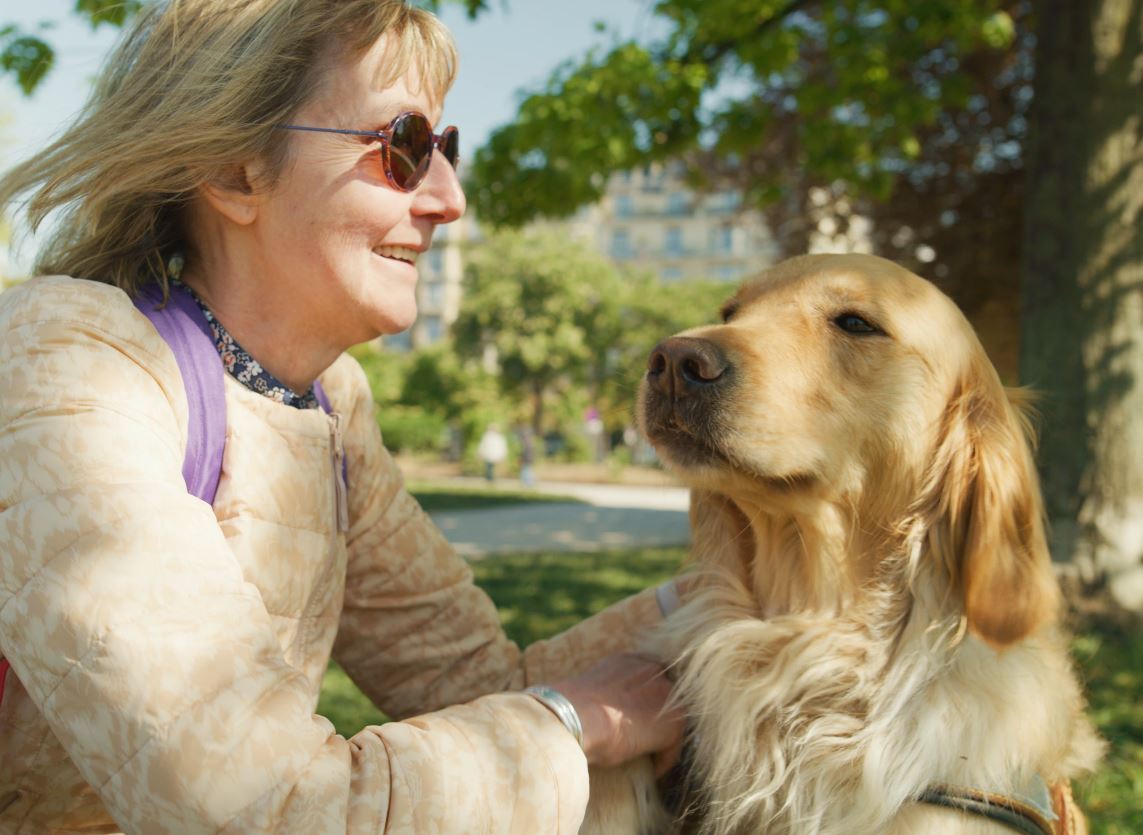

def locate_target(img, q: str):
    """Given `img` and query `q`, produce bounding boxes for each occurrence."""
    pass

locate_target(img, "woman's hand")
[547,653,684,775]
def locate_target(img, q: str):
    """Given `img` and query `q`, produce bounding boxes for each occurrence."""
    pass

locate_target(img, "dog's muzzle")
[641,337,732,467]
[646,337,728,401]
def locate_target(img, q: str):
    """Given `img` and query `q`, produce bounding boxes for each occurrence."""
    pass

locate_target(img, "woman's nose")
[413,150,466,224]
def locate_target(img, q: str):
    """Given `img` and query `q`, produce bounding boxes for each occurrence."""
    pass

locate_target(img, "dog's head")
[639,253,1059,646]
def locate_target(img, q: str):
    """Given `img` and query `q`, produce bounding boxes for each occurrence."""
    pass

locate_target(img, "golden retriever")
[581,254,1102,835]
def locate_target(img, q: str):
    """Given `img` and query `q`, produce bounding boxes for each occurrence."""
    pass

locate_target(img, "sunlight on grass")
[317,663,387,732]
[407,483,584,512]
[469,547,684,646]
[319,546,682,736]
[1071,623,1143,835]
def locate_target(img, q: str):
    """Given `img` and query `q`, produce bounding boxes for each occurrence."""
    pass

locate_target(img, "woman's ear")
[925,367,1061,648]
[198,161,267,226]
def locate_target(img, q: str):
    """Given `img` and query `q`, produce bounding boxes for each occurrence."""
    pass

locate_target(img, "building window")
[666,191,689,216]
[711,264,742,282]
[664,227,684,257]
[427,248,444,273]
[422,281,445,308]
[712,226,735,254]
[611,229,634,259]
[614,194,635,218]
[641,164,663,193]
[385,330,412,352]
[707,191,742,214]
[423,316,444,343]
[661,266,684,282]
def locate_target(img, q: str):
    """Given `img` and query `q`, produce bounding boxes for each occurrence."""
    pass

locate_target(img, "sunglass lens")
[389,113,433,190]
[441,128,459,168]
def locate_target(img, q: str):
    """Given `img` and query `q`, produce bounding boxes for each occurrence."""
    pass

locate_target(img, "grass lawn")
[318,545,1141,833]
[316,546,683,733]
[405,482,585,512]
[1071,614,1143,834]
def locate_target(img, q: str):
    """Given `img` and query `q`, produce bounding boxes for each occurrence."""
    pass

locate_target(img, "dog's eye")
[834,313,880,335]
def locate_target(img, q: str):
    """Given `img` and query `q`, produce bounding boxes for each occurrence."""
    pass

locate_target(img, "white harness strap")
[656,580,682,617]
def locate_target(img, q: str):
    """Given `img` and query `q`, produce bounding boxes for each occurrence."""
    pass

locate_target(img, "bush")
[348,343,408,406]
[376,405,448,454]
[558,430,593,463]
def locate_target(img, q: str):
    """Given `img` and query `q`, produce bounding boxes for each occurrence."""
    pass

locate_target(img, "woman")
[0,1,683,831]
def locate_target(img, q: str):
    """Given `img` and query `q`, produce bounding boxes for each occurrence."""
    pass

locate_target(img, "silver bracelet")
[522,685,584,749]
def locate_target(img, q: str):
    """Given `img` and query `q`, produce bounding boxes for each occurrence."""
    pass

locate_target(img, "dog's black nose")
[647,337,728,398]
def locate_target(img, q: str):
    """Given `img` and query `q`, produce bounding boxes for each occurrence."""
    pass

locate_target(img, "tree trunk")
[1021,0,1143,609]
[531,381,545,438]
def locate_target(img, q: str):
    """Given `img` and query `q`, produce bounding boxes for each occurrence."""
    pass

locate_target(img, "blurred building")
[564,162,780,284]
[383,211,479,352]
[388,161,781,351]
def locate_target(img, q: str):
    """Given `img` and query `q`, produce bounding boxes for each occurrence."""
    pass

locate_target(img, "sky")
[0,0,663,227]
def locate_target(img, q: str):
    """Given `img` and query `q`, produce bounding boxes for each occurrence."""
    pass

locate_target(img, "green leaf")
[981,11,1016,48]
[73,0,144,28]
[0,34,54,95]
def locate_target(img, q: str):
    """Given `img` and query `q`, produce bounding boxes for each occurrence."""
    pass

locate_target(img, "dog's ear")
[924,365,1060,648]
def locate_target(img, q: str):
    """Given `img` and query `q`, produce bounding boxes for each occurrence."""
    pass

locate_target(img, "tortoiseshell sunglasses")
[277,111,459,192]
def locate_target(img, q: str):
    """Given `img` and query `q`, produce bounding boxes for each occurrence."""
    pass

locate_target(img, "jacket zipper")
[328,412,349,533]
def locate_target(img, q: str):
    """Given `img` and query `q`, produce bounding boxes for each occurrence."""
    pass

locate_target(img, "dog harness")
[919,776,1081,835]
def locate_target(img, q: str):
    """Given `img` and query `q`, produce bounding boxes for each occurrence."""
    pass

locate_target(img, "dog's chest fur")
[586,563,1100,835]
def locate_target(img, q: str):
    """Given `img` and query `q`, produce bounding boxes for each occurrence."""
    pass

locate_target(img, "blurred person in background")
[477,422,508,482]
[519,425,537,487]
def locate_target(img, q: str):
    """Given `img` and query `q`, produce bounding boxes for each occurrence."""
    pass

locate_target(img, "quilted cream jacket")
[0,277,664,834]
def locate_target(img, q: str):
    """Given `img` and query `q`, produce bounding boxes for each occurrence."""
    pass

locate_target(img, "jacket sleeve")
[0,279,586,834]
[330,358,666,721]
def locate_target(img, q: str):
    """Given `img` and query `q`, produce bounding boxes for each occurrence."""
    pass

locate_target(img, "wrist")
[541,681,616,766]
[523,685,584,750]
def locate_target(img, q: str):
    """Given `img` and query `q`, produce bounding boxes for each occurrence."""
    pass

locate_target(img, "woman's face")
[248,36,465,346]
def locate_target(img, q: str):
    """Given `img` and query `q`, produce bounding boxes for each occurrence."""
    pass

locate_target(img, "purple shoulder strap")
[313,381,332,413]
[133,282,226,506]
[312,381,348,487]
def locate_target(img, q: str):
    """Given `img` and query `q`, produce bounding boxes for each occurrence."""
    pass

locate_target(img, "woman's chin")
[373,306,418,338]
[354,283,417,338]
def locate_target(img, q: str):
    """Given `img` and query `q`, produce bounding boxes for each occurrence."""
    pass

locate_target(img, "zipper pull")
[329,412,349,533]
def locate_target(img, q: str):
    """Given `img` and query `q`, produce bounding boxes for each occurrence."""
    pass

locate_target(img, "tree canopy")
[452,229,625,433]
[465,0,1021,233]
[451,228,735,435]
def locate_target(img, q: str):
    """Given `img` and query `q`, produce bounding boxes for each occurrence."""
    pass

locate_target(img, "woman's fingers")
[651,736,684,777]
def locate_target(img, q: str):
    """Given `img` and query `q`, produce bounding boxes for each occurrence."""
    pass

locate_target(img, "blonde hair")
[0,0,457,296]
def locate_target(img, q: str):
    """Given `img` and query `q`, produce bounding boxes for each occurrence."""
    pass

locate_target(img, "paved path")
[427,479,691,558]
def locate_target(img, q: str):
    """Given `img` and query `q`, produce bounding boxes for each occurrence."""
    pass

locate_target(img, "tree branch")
[669,0,818,66]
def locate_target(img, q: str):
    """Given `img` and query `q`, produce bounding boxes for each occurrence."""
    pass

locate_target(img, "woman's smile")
[372,244,421,265]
